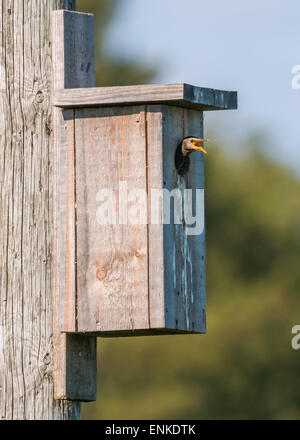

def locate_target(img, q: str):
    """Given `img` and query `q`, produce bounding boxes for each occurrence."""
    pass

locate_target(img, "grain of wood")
[0,0,81,420]
[146,106,205,332]
[74,106,150,333]
[63,104,206,335]
[53,83,238,111]
[160,106,206,333]
[52,10,97,401]
[57,110,77,333]
[52,10,95,91]
[146,106,165,328]
[183,108,206,332]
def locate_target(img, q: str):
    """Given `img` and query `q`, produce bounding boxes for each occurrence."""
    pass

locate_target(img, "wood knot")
[96,267,108,282]
[43,353,51,366]
[35,91,44,104]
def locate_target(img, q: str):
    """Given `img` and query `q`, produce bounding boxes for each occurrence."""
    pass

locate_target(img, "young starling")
[181,136,208,156]
[175,136,208,176]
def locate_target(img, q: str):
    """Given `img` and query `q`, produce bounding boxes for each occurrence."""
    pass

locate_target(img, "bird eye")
[190,139,193,143]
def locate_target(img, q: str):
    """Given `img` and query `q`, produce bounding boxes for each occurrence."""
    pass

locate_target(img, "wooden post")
[0,0,84,420]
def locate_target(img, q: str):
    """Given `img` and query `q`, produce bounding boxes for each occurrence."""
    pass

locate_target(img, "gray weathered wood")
[52,10,97,401]
[52,10,95,90]
[161,106,206,332]
[0,0,82,420]
[146,107,165,329]
[147,106,206,333]
[74,106,150,333]
[183,108,206,332]
[59,104,206,336]
[53,83,238,111]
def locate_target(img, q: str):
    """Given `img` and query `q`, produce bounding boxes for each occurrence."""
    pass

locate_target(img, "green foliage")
[79,1,300,420]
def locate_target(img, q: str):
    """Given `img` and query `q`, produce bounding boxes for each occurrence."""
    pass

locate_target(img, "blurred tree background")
[77,0,155,86]
[78,0,300,420]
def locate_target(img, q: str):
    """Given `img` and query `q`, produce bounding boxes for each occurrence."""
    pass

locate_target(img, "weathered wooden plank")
[52,10,97,401]
[52,10,95,90]
[146,105,205,333]
[161,106,186,331]
[146,106,165,329]
[183,84,237,110]
[65,335,97,402]
[182,108,206,333]
[54,109,77,333]
[53,83,238,111]
[162,106,206,333]
[74,106,150,333]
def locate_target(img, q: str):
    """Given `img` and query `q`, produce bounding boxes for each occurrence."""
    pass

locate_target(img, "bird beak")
[193,139,209,154]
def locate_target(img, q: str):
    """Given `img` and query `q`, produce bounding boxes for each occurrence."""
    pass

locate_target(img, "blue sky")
[105,0,300,173]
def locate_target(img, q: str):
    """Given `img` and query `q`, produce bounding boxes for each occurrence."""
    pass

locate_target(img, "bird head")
[181,136,208,157]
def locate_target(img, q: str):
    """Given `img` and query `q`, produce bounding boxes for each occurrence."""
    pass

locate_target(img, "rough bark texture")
[0,0,81,419]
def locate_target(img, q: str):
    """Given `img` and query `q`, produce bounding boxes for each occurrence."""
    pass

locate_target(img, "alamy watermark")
[291,325,300,350]
[95,181,205,236]
[291,65,300,89]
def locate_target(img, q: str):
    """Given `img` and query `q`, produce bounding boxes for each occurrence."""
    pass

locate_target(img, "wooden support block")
[52,10,97,401]
[52,10,95,90]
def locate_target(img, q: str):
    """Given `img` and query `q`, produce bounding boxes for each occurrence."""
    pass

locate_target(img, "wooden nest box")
[53,11,238,339]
